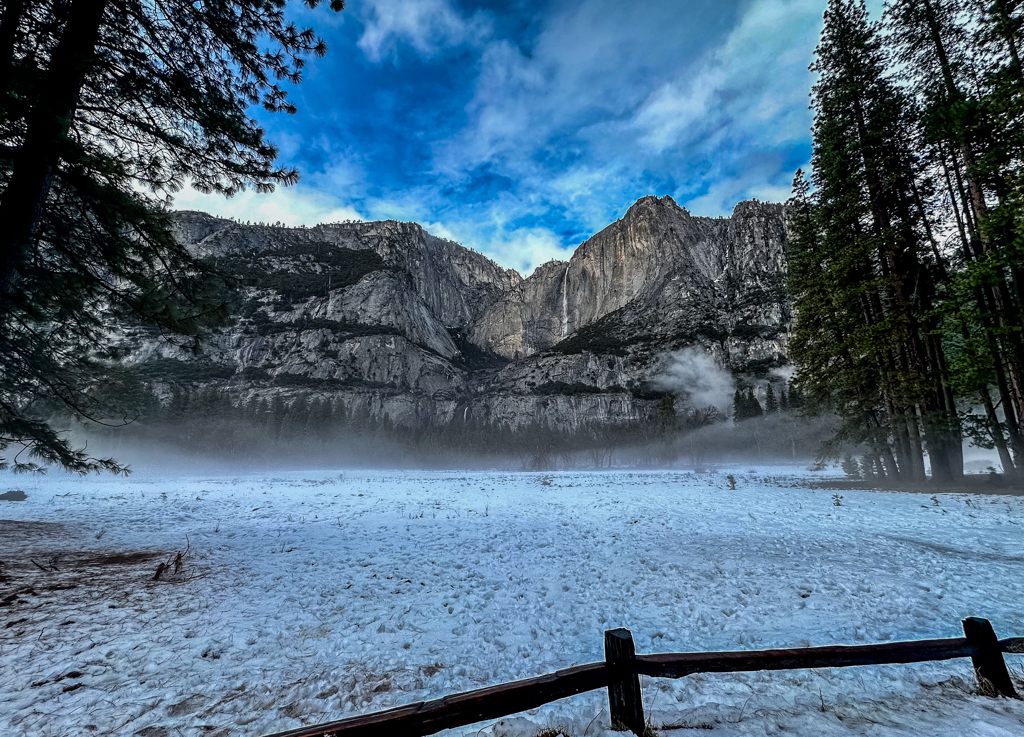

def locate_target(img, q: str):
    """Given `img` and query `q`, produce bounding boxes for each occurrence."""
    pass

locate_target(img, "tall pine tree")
[0,0,344,471]
[789,0,963,480]
[882,0,1024,475]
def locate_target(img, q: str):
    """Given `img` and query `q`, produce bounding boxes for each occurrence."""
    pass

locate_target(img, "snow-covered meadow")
[2,468,1024,737]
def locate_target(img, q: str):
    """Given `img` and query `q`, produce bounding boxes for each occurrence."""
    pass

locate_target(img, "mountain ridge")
[116,195,791,437]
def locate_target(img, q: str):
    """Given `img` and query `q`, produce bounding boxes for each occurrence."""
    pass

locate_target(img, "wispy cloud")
[434,221,569,275]
[357,0,490,61]
[171,0,842,271]
[626,0,825,214]
[172,183,364,226]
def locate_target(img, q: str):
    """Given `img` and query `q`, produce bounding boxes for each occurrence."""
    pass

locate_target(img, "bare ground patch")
[1,518,202,638]
[785,476,1024,495]
[0,517,230,737]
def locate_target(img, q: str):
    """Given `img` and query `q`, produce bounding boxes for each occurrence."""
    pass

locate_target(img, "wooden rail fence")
[265,617,1022,737]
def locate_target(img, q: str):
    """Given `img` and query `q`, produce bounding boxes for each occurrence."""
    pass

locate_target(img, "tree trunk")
[863,409,897,480]
[0,0,27,84]
[904,408,927,481]
[991,0,1024,86]
[925,332,963,480]
[921,0,1024,437]
[942,138,1024,468]
[0,0,108,300]
[991,337,1024,469]
[981,387,1017,476]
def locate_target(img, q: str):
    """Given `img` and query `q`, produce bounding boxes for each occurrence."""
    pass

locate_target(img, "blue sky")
[174,0,879,274]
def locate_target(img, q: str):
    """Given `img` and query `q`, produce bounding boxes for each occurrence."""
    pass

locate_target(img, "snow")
[2,467,1024,737]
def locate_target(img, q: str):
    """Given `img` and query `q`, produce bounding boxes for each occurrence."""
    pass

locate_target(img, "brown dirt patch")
[792,476,1024,495]
[75,551,165,568]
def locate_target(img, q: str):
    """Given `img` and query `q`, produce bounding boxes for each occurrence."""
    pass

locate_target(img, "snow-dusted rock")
[126,196,791,432]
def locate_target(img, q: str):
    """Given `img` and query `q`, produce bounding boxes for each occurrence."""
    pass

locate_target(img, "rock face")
[470,196,789,362]
[128,196,790,434]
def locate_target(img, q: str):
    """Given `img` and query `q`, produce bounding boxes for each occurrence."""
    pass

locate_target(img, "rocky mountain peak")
[471,193,772,359]
[122,196,791,437]
[730,199,785,219]
[622,193,688,221]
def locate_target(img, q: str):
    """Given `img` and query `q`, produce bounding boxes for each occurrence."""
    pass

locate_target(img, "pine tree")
[733,387,763,421]
[267,394,287,441]
[306,397,331,443]
[788,383,804,410]
[657,394,677,433]
[0,0,344,472]
[732,389,745,421]
[765,383,779,413]
[285,394,311,438]
[746,389,763,419]
[884,0,1024,475]
[787,168,894,473]
[787,0,964,481]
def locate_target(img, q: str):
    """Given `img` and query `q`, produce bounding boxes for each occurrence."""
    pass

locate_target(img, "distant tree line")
[78,384,689,468]
[787,0,1024,481]
[65,374,833,470]
[732,382,805,421]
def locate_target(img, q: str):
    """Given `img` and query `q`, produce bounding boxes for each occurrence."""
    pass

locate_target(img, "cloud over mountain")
[170,0,884,274]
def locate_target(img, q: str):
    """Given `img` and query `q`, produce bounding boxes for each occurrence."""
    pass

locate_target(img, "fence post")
[962,617,1018,698]
[605,628,646,735]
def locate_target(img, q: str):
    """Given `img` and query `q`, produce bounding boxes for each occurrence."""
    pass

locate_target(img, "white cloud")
[421,0,827,263]
[630,0,822,157]
[434,1,682,177]
[352,185,575,274]
[650,347,735,411]
[171,183,364,226]
[421,216,570,275]
[685,168,797,218]
[548,166,610,204]
[172,1,840,274]
[479,226,570,275]
[633,72,723,153]
[423,217,570,276]
[358,0,489,62]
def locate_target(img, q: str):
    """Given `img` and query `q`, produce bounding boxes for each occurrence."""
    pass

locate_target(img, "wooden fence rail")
[264,617,1020,737]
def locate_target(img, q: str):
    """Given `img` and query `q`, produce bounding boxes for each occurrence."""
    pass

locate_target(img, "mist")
[649,347,734,412]
[63,402,839,475]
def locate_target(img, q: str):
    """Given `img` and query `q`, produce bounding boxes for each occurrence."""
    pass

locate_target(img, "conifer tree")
[884,0,1024,475]
[746,389,763,419]
[788,0,963,480]
[788,383,804,410]
[733,388,763,421]
[0,0,344,471]
[732,389,745,421]
[267,395,287,441]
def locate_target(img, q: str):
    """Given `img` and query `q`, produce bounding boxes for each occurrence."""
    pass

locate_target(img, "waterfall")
[561,265,570,338]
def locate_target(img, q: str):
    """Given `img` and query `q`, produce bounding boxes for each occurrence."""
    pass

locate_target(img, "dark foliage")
[549,310,635,356]
[787,0,1024,480]
[448,328,510,371]
[626,382,673,401]
[733,388,764,421]
[134,357,235,383]
[532,381,622,396]
[252,318,401,339]
[0,0,344,472]
[210,245,388,304]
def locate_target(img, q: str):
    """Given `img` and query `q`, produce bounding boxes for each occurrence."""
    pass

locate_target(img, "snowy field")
[2,467,1024,737]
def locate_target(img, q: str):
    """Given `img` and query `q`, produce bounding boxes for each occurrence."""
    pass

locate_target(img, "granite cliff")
[122,195,790,436]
